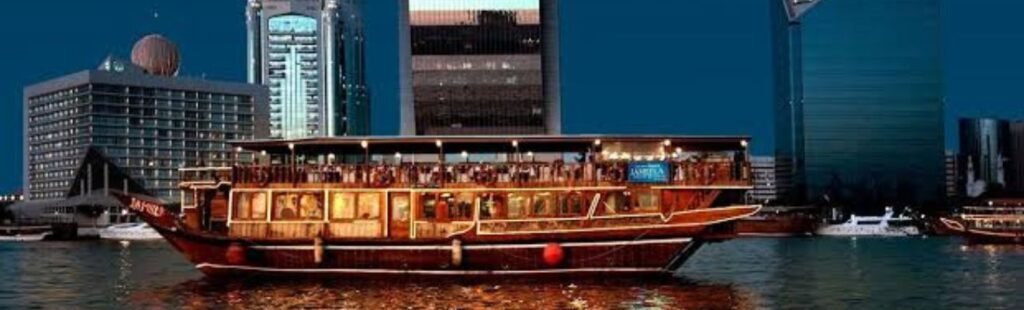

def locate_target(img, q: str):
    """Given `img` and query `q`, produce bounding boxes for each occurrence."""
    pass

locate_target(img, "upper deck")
[182,135,753,190]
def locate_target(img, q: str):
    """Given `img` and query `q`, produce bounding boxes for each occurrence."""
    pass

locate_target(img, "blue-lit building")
[771,0,817,203]
[782,0,944,208]
[247,0,369,139]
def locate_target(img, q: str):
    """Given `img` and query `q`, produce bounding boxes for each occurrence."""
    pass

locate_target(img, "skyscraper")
[23,35,269,202]
[799,0,944,207]
[771,0,817,204]
[959,118,1008,194]
[398,0,561,135]
[247,0,369,139]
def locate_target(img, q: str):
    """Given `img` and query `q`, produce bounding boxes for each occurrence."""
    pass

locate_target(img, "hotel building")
[23,36,269,202]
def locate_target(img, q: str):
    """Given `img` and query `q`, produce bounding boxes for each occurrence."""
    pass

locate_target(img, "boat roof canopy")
[232,135,751,155]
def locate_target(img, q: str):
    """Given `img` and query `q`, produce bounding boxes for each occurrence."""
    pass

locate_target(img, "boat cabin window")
[356,193,381,219]
[508,193,528,218]
[480,193,506,219]
[636,190,660,212]
[233,192,268,221]
[559,192,586,216]
[272,192,323,221]
[419,193,438,219]
[449,193,475,221]
[329,192,356,220]
[392,194,411,222]
[532,192,556,217]
[600,192,628,215]
[418,192,475,221]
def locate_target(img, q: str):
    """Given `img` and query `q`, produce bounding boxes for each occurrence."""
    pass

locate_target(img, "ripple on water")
[3,238,1024,309]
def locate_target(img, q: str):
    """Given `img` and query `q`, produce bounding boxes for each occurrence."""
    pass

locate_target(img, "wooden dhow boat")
[940,200,1024,244]
[119,135,760,277]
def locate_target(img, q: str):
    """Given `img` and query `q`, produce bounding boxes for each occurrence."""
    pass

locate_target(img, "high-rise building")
[799,0,944,207]
[1004,121,1024,195]
[771,0,818,203]
[23,35,269,202]
[944,150,963,199]
[748,156,779,204]
[398,0,561,135]
[247,0,369,139]
[958,118,1008,195]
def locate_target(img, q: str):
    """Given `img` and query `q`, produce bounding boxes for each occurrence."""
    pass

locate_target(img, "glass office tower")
[800,0,944,207]
[771,0,810,203]
[248,0,369,139]
[399,0,560,135]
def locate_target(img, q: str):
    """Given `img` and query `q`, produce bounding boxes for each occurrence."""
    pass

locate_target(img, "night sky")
[0,0,1020,193]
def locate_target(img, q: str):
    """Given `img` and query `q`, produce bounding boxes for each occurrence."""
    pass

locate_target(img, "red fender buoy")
[543,242,564,267]
[226,243,248,265]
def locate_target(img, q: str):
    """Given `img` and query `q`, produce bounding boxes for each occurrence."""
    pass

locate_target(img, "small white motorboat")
[98,223,163,241]
[0,226,51,242]
[816,207,921,237]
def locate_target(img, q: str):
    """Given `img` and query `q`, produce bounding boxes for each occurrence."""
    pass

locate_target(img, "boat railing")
[179,167,233,184]
[221,161,750,188]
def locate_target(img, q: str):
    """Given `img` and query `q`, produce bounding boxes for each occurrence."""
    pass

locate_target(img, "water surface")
[1,238,1021,309]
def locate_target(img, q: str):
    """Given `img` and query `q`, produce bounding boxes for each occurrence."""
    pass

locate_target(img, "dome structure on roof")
[130,34,180,76]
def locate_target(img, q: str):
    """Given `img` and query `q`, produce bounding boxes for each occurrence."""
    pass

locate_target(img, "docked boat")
[815,207,920,237]
[98,222,163,241]
[734,206,817,237]
[118,135,760,278]
[940,200,1024,244]
[0,225,51,242]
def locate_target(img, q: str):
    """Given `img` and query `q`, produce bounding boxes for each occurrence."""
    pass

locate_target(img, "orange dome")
[131,34,180,76]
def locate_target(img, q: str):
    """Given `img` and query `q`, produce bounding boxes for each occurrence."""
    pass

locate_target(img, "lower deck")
[181,184,752,242]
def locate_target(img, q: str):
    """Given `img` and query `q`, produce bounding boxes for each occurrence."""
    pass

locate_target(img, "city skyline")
[0,0,1023,194]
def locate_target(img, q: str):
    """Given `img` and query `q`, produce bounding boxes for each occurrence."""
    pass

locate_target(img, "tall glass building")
[247,0,369,139]
[799,0,944,207]
[398,0,561,135]
[771,0,814,203]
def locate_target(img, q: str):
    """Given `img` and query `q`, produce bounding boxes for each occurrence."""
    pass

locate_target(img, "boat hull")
[940,217,1024,244]
[814,226,920,237]
[158,228,702,278]
[735,217,816,237]
[0,233,49,242]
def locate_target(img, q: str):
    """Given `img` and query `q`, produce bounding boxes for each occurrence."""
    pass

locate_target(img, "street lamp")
[512,140,519,162]
[361,140,370,165]
[288,143,296,180]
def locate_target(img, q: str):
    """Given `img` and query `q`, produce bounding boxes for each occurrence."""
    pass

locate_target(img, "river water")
[0,237,1021,309]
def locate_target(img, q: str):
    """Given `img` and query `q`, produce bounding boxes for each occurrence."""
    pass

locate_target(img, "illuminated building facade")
[247,0,369,139]
[399,0,561,135]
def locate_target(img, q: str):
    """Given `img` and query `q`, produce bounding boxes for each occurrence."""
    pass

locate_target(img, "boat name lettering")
[628,162,669,183]
[129,198,165,217]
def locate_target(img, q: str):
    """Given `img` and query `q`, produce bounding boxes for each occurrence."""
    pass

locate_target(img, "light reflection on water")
[1,238,1023,309]
[128,278,750,309]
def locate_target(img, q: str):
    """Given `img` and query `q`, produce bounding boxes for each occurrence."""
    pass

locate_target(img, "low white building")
[748,156,778,204]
